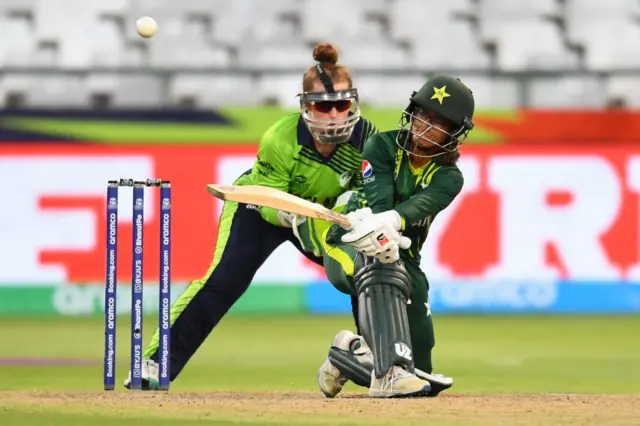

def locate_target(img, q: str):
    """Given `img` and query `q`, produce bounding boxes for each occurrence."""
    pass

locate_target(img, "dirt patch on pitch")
[2,391,639,425]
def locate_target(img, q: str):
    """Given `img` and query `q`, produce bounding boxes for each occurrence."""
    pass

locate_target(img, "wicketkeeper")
[124,43,377,389]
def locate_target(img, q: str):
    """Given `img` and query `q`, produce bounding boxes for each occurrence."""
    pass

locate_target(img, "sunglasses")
[311,100,352,113]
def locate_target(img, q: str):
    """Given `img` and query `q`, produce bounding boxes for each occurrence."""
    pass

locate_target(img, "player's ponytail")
[312,43,339,64]
[302,43,352,92]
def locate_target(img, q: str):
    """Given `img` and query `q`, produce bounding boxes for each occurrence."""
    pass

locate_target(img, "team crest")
[291,175,309,192]
[431,85,451,105]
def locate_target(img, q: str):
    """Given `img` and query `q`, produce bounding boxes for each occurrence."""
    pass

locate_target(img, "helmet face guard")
[299,89,361,145]
[396,105,473,158]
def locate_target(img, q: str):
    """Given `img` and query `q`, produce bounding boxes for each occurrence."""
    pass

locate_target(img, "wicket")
[103,178,172,391]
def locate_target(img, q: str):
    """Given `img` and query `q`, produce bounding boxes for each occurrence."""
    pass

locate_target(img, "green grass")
[1,314,639,425]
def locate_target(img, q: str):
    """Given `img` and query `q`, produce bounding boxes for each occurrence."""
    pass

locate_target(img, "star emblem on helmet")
[431,85,450,105]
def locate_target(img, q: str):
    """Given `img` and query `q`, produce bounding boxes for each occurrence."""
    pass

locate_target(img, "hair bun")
[312,43,339,65]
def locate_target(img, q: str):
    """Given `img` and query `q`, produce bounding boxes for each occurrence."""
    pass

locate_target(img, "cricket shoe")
[368,366,431,398]
[416,371,454,397]
[124,358,161,390]
[317,330,372,398]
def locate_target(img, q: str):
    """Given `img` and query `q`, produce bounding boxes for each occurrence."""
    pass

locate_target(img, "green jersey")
[329,130,464,261]
[235,113,377,227]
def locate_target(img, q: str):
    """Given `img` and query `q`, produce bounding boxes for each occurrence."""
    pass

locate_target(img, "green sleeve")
[361,133,395,213]
[394,167,464,224]
[249,128,292,226]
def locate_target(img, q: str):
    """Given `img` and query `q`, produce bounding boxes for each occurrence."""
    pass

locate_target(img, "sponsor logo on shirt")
[256,158,274,177]
[291,175,309,193]
[362,160,373,178]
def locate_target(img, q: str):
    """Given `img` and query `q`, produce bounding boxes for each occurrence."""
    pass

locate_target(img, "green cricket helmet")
[397,75,475,158]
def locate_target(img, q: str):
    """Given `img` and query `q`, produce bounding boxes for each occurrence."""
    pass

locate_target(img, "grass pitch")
[1,314,639,425]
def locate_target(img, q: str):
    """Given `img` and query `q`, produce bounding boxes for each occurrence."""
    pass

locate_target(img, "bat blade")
[206,184,352,229]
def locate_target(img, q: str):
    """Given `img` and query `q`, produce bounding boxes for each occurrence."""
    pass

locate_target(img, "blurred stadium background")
[2,0,640,108]
[1,0,640,407]
[2,0,640,315]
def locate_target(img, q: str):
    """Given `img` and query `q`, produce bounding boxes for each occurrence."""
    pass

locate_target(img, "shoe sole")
[317,359,344,398]
[369,383,432,399]
[427,381,453,397]
[317,332,355,398]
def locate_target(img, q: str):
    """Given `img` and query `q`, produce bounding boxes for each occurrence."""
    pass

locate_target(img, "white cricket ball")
[136,16,157,38]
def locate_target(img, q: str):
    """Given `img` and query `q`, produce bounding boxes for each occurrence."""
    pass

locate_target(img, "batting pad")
[328,347,371,387]
[358,284,414,378]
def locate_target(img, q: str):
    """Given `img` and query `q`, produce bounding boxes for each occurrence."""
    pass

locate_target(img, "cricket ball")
[136,16,157,38]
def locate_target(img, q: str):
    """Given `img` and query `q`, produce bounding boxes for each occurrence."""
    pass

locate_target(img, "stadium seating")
[0,0,639,108]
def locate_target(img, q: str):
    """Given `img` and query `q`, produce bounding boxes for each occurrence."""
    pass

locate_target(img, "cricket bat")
[206,184,353,229]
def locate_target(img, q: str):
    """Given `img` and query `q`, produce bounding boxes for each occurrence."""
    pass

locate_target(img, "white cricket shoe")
[317,330,372,398]
[317,358,346,398]
[124,358,160,390]
[368,365,431,398]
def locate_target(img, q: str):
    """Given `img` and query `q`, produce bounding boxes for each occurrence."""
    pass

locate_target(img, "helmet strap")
[315,64,335,93]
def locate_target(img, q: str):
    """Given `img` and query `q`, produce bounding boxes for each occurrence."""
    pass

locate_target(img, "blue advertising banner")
[306,280,640,314]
